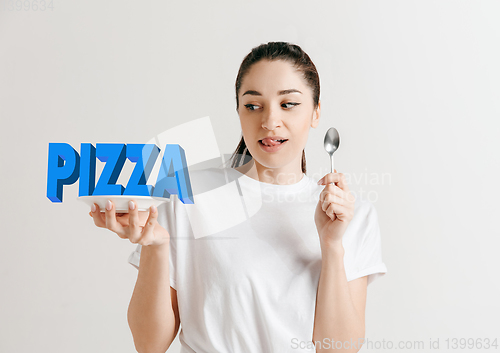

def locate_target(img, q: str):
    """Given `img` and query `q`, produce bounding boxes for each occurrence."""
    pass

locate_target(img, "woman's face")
[237,59,320,174]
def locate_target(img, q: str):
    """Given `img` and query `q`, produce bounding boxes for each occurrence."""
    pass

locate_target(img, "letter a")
[152,144,194,204]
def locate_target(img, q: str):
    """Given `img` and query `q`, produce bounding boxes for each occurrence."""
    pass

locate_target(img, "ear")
[311,100,321,128]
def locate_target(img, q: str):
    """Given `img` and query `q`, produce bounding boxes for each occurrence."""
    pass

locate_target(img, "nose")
[261,106,282,131]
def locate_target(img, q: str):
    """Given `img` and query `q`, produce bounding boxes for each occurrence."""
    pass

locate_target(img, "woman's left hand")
[314,170,356,248]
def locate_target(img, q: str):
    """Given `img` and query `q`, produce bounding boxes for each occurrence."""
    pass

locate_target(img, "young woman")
[89,42,387,353]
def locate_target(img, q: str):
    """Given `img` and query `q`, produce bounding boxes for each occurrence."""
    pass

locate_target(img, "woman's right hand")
[88,200,170,246]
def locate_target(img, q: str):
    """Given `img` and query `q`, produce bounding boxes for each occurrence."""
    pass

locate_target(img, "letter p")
[47,143,80,202]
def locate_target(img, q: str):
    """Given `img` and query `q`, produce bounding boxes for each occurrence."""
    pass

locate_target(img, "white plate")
[78,195,170,212]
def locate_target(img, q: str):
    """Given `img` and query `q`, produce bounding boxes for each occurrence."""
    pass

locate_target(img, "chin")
[253,155,292,169]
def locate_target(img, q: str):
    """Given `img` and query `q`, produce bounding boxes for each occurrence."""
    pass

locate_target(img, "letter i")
[79,143,96,196]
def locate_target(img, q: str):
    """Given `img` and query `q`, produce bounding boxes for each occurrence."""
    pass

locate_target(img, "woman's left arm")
[312,171,366,353]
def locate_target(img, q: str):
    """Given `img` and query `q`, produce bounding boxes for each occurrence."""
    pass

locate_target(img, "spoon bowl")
[324,127,340,173]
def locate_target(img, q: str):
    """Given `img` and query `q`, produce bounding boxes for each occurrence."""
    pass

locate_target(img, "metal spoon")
[324,127,340,174]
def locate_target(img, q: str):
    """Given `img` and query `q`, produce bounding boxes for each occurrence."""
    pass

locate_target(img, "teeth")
[260,138,287,147]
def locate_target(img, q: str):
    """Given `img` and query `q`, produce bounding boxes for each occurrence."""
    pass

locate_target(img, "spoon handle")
[330,154,334,174]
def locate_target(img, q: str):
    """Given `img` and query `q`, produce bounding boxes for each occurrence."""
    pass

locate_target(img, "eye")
[244,104,260,111]
[282,102,301,109]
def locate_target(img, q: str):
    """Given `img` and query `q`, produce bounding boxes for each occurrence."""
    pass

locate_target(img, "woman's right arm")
[128,242,180,353]
[89,200,180,353]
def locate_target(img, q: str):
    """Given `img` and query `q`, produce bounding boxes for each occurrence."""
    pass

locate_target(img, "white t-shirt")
[128,166,387,353]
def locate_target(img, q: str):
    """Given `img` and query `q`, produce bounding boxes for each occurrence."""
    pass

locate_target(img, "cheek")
[239,118,249,131]
[240,118,258,131]
[293,122,310,142]
[240,121,258,142]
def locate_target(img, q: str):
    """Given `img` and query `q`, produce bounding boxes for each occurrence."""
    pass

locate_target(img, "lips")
[259,137,288,147]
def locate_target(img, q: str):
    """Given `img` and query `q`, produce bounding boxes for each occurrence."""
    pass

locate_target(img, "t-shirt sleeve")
[347,200,388,286]
[127,198,178,290]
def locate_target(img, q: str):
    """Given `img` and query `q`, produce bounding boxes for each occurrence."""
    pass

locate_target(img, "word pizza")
[46,143,193,204]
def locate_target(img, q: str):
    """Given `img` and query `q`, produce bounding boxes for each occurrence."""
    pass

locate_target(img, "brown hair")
[229,42,320,174]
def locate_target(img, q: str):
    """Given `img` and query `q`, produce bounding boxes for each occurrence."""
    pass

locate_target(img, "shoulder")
[170,166,240,210]
[186,167,230,195]
[158,167,226,209]
[354,198,378,223]
[353,198,379,231]
[343,198,380,244]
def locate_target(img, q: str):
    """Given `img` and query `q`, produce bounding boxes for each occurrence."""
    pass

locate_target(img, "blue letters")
[123,144,160,196]
[79,143,96,197]
[47,143,80,202]
[46,142,193,203]
[152,144,194,204]
[93,144,127,196]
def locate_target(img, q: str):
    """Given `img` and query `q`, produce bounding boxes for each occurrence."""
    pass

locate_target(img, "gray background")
[1,1,499,352]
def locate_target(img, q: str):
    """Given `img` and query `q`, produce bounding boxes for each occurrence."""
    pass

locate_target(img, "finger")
[116,213,130,227]
[345,190,356,204]
[104,200,125,236]
[90,203,106,228]
[325,202,352,222]
[318,172,349,192]
[127,200,142,243]
[318,172,339,185]
[321,192,345,212]
[319,184,347,205]
[320,190,336,210]
[138,205,158,246]
[335,172,350,193]
[324,202,337,221]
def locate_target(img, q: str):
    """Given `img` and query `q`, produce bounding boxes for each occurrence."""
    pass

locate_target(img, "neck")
[235,158,304,185]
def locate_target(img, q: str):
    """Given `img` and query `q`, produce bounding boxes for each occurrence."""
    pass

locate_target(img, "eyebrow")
[242,89,302,96]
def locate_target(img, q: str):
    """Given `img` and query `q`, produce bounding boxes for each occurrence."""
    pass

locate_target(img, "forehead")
[240,59,309,93]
